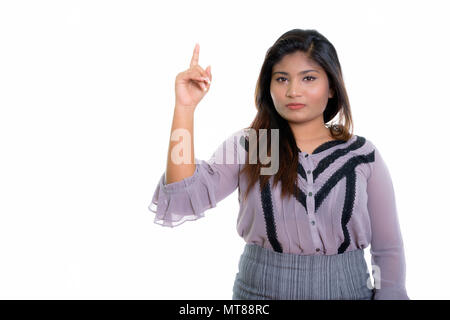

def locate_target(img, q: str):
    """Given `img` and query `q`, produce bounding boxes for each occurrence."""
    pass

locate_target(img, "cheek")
[308,85,323,96]
[270,85,283,102]
[307,85,329,101]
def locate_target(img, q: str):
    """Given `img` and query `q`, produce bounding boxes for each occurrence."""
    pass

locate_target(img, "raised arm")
[149,43,247,227]
[166,43,211,185]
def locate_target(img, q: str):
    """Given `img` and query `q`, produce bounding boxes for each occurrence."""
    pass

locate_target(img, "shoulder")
[229,127,251,152]
[344,134,378,166]
[351,135,392,178]
[349,134,377,153]
[225,128,250,140]
[215,128,250,160]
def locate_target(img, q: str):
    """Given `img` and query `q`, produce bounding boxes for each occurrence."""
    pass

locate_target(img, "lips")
[286,103,306,110]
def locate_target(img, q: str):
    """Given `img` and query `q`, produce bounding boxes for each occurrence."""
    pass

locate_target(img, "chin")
[286,112,309,121]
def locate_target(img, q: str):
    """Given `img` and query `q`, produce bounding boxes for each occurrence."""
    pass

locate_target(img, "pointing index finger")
[190,43,199,67]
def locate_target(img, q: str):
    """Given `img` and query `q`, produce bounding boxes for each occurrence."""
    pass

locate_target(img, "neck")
[289,118,331,142]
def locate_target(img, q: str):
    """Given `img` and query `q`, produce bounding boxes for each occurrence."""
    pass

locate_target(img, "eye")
[275,76,316,82]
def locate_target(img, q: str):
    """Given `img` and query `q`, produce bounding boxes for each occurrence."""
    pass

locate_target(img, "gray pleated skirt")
[232,243,375,300]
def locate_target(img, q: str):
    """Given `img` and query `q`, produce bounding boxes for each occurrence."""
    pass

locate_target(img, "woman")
[149,29,410,300]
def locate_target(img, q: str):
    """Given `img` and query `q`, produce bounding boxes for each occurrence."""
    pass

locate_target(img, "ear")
[329,88,334,98]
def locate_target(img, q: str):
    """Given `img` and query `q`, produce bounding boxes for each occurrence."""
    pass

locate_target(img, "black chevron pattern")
[295,186,307,210]
[297,162,307,180]
[338,170,356,253]
[240,134,283,253]
[260,177,283,253]
[313,136,367,182]
[314,151,375,212]
[294,135,376,254]
[239,132,376,254]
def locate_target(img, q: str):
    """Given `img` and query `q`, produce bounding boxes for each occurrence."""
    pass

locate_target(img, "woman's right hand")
[174,43,212,110]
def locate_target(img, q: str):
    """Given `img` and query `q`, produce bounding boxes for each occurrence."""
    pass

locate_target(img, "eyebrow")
[272,69,319,76]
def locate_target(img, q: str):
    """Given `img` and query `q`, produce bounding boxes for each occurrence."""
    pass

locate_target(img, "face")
[270,51,334,125]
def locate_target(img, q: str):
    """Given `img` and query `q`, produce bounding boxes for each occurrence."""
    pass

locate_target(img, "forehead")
[273,51,321,71]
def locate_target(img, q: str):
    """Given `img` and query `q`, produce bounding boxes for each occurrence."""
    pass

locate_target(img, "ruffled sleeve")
[367,142,410,300]
[148,130,244,227]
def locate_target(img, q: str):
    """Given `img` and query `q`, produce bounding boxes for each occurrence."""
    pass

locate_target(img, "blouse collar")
[296,135,357,156]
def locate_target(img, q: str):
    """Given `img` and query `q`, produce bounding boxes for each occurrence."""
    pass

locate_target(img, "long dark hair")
[239,28,354,201]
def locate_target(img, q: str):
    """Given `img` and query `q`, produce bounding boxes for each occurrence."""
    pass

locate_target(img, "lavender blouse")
[149,128,409,300]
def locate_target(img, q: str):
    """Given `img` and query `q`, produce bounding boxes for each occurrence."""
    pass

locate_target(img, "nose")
[286,79,303,97]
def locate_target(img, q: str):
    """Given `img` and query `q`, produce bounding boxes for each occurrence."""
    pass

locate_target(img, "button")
[315,248,320,252]
[311,220,315,225]
[307,170,311,174]
[308,192,312,196]
[305,154,309,158]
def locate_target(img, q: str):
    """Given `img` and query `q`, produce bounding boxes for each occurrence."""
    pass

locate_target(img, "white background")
[0,0,448,299]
